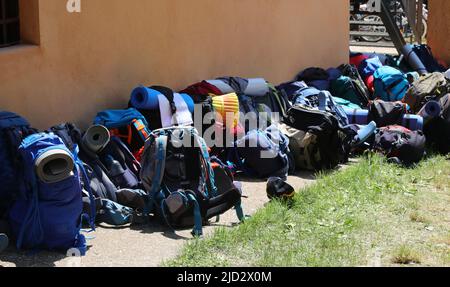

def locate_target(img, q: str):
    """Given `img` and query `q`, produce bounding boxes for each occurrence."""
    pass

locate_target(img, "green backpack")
[330,76,370,108]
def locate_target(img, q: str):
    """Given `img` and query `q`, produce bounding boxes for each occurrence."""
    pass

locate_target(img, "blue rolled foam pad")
[418,100,441,120]
[130,86,194,113]
[402,114,424,131]
[343,107,369,125]
[130,86,160,110]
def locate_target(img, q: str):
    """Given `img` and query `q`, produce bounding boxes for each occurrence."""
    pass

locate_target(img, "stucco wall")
[0,0,349,129]
[427,0,450,65]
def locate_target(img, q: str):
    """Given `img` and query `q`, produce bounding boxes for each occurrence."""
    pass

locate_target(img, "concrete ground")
[350,45,398,55]
[0,171,317,267]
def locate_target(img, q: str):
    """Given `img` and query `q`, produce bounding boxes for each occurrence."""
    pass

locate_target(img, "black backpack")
[424,94,450,154]
[283,105,348,170]
[140,127,244,236]
[374,125,426,166]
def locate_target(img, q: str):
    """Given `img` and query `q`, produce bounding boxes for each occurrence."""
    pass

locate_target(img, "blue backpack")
[94,108,151,154]
[373,66,409,102]
[0,111,36,217]
[8,132,95,254]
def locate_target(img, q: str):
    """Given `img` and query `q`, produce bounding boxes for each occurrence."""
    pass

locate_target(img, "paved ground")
[0,171,317,267]
[350,45,398,55]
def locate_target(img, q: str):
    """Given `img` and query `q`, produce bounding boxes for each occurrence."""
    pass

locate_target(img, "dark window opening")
[0,0,20,48]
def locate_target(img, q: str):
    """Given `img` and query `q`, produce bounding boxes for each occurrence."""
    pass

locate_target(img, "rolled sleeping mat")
[206,78,269,97]
[418,100,441,121]
[343,107,369,125]
[244,78,269,97]
[130,86,160,110]
[82,124,111,154]
[212,93,240,128]
[401,44,427,75]
[35,148,75,183]
[402,114,424,131]
[205,80,235,95]
[130,86,195,113]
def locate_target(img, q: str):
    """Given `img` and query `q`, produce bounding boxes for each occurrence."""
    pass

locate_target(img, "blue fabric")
[94,108,149,130]
[359,56,383,80]
[9,133,84,252]
[333,97,362,109]
[373,66,409,102]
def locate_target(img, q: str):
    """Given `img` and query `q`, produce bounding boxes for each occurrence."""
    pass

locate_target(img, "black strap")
[151,86,178,118]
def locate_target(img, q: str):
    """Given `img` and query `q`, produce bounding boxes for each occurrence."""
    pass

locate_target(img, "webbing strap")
[186,193,203,237]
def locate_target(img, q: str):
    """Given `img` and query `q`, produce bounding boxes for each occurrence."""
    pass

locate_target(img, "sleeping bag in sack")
[94,108,151,157]
[282,105,347,170]
[231,125,292,179]
[373,126,426,166]
[373,66,409,102]
[8,133,94,252]
[424,94,450,154]
[0,111,36,217]
[403,72,449,113]
[140,127,244,236]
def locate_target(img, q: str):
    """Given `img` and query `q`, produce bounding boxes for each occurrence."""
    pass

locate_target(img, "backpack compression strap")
[73,144,96,231]
[147,135,168,213]
[194,133,217,198]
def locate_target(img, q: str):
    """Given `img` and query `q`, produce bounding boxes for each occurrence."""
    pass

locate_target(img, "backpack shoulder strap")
[150,135,168,197]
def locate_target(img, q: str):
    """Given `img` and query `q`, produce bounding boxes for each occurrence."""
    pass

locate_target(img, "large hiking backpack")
[129,86,194,131]
[373,125,426,166]
[8,133,94,252]
[338,64,372,103]
[424,94,450,154]
[330,76,368,107]
[0,111,36,217]
[140,127,244,236]
[277,81,350,127]
[94,108,151,157]
[403,72,449,113]
[282,105,348,170]
[230,124,293,179]
[373,66,409,102]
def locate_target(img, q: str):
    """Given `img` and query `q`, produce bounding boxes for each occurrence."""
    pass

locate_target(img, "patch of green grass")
[165,154,450,267]
[391,244,422,265]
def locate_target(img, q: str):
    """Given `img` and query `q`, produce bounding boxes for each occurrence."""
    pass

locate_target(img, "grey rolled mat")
[35,149,74,183]
[82,125,110,154]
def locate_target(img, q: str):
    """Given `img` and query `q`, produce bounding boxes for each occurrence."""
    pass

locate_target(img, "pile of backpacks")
[0,44,449,256]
